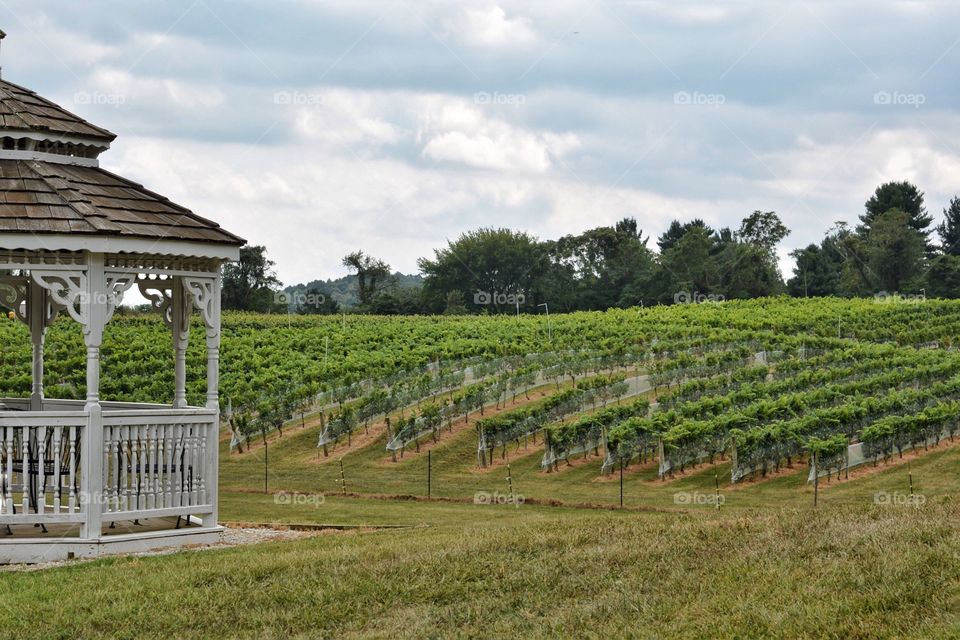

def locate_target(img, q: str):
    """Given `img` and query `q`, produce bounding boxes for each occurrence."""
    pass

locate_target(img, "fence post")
[813,451,818,508]
[714,469,721,511]
[619,457,624,508]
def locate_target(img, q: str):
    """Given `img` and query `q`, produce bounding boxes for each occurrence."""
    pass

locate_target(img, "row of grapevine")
[475,374,634,466]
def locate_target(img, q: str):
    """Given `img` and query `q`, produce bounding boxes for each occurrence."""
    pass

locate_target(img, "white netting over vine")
[539,375,650,468]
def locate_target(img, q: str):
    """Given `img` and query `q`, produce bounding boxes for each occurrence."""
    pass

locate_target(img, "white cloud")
[448,5,540,47]
[419,100,579,172]
[292,88,403,148]
[423,129,549,172]
[621,1,741,24]
[81,68,226,112]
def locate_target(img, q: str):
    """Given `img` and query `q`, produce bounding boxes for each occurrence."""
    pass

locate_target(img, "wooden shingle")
[0,79,115,141]
[0,159,243,246]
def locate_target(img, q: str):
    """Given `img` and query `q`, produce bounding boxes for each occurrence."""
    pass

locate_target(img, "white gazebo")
[0,45,243,563]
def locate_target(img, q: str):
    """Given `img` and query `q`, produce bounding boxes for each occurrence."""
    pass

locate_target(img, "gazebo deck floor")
[2,516,196,540]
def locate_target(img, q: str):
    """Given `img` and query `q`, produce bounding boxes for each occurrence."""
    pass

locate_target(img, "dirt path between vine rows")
[648,457,733,485]
[724,462,806,490]
[591,457,659,481]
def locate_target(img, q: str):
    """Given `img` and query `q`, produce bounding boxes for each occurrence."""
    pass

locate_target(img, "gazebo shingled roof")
[0,78,116,141]
[0,159,245,244]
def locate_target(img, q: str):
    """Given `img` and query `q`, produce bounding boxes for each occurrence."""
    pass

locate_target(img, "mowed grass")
[1,495,958,639]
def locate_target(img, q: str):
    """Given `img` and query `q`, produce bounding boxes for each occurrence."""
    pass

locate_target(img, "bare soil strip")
[222,487,675,514]
[725,462,806,490]
[590,457,659,482]
[475,438,545,472]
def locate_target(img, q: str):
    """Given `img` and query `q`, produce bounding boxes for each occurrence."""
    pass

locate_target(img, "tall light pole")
[538,303,551,342]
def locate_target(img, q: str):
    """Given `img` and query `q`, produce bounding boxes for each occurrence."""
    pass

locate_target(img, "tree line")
[222,180,960,314]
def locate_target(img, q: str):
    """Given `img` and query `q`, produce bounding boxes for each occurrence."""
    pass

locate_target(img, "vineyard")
[2,296,958,504]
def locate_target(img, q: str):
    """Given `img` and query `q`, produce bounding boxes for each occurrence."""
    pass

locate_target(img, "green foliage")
[864,209,927,292]
[342,250,392,308]
[418,227,545,314]
[222,245,284,312]
[861,180,932,239]
[936,195,960,256]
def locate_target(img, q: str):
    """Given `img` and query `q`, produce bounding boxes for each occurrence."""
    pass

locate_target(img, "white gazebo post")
[204,277,222,526]
[171,277,190,410]
[28,280,45,412]
[81,253,107,540]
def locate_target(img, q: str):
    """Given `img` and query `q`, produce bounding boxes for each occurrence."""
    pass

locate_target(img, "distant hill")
[284,272,423,309]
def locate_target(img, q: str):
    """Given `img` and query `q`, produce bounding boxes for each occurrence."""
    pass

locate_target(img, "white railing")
[101,409,217,521]
[0,412,86,525]
[0,403,218,530]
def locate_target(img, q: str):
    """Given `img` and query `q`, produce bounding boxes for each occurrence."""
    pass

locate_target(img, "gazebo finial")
[0,29,6,80]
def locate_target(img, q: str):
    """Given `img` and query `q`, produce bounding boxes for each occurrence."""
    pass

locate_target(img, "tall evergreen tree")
[860,181,932,242]
[936,196,960,256]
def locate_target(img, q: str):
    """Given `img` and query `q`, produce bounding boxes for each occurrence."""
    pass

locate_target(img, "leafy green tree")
[719,211,789,297]
[222,245,283,312]
[418,228,545,314]
[295,285,340,315]
[926,255,960,298]
[738,211,789,254]
[441,291,469,315]
[864,209,927,292]
[532,240,579,312]
[342,251,392,307]
[718,243,783,298]
[543,218,656,310]
[788,239,845,297]
[658,225,719,299]
[368,287,426,315]
[657,219,713,253]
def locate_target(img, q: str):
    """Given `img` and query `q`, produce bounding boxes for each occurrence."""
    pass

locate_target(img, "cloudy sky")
[3,1,959,286]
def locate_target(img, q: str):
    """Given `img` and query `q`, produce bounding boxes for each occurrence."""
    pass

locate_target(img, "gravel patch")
[1,525,332,573]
